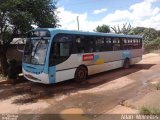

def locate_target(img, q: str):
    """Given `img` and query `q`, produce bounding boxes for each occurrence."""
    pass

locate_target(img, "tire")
[123,58,130,69]
[75,66,88,82]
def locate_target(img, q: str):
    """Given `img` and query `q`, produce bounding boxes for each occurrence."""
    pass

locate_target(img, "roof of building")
[10,38,26,44]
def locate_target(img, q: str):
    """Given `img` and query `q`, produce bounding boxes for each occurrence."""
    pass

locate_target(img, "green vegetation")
[0,0,59,76]
[95,24,111,33]
[0,74,7,81]
[154,82,160,90]
[95,24,160,53]
[111,23,133,34]
[129,27,160,53]
[140,106,160,115]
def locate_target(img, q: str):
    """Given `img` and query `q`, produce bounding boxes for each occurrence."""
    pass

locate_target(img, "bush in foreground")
[140,106,160,115]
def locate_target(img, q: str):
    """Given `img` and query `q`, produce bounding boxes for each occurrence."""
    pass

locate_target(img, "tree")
[0,0,59,75]
[129,27,160,52]
[111,23,133,34]
[95,24,111,33]
[158,30,160,37]
[129,27,146,35]
[129,27,158,43]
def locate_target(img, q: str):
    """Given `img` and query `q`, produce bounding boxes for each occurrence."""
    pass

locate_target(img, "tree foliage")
[145,37,160,51]
[111,23,133,34]
[95,22,160,53]
[129,27,160,52]
[95,24,111,33]
[0,0,59,75]
[128,27,146,35]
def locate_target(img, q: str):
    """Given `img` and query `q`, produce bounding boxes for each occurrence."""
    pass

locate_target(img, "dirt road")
[0,53,160,117]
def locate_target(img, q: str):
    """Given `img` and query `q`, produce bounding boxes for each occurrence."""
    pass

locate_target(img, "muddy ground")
[0,53,160,119]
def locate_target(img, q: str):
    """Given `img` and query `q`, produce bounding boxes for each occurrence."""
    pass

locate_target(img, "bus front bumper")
[23,69,50,84]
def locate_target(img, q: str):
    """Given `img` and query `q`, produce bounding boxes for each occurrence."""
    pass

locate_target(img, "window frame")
[49,33,73,66]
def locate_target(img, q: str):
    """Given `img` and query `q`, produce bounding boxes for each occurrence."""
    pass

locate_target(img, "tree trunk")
[0,51,8,76]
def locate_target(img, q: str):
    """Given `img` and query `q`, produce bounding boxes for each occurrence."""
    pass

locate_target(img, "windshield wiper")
[31,41,41,57]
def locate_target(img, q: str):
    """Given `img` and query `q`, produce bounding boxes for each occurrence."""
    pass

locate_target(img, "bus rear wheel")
[75,66,88,82]
[123,58,130,69]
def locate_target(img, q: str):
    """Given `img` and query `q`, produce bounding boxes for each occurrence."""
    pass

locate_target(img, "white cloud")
[145,0,159,3]
[57,0,160,31]
[93,8,107,14]
[102,10,132,22]
[129,0,159,19]
[57,7,88,30]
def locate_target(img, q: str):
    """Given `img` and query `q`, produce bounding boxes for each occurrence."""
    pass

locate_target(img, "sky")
[56,0,160,31]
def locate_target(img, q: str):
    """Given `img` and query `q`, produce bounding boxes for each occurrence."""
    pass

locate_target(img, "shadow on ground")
[0,64,155,105]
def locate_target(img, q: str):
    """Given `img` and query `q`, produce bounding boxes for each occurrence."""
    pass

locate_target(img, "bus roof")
[30,28,143,39]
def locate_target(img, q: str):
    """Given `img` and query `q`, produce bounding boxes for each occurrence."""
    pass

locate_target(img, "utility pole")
[77,16,79,31]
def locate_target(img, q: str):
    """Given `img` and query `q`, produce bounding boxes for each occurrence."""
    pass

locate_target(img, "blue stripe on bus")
[22,63,45,74]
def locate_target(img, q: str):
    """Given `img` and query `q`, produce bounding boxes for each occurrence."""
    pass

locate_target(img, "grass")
[155,82,160,90]
[140,106,160,115]
[0,74,7,81]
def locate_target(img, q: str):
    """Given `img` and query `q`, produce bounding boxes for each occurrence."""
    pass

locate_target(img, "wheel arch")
[75,64,88,74]
[78,64,88,71]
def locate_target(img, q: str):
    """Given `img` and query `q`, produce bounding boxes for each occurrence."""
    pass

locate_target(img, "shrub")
[155,82,160,90]
[140,106,160,115]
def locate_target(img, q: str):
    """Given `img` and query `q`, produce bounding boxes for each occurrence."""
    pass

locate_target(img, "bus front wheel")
[75,66,88,82]
[123,58,130,69]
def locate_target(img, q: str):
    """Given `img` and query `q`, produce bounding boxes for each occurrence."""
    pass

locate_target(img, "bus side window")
[75,35,94,53]
[95,37,105,52]
[105,37,112,51]
[52,43,59,57]
[82,36,94,53]
[134,39,138,49]
[128,38,132,49]
[133,39,138,49]
[121,38,126,50]
[49,34,72,66]
[113,38,120,51]
[125,38,130,50]
[74,36,82,53]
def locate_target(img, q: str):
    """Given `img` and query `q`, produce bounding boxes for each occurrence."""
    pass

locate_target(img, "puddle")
[60,108,91,120]
[60,108,84,114]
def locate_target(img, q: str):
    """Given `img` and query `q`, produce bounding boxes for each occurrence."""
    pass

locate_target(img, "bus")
[22,28,143,84]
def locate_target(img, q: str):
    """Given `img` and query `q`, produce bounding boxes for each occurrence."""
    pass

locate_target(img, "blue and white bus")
[22,28,143,84]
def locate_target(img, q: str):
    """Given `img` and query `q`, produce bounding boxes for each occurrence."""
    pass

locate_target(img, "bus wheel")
[75,66,88,82]
[123,58,130,69]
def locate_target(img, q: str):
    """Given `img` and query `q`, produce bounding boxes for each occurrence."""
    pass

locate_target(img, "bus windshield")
[23,38,49,65]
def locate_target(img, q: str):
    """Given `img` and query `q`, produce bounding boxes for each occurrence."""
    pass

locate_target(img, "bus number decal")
[83,54,94,61]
